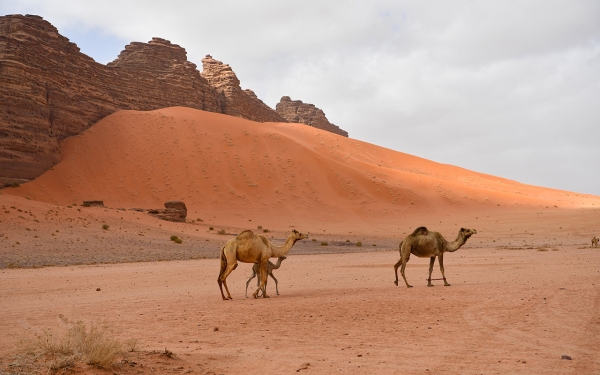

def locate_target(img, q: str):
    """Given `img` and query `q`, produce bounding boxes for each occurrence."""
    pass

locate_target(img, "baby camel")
[592,236,599,248]
[394,226,477,288]
[218,229,307,300]
[245,256,287,298]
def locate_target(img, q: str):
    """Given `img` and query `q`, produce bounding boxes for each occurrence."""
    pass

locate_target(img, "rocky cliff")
[200,55,285,122]
[0,14,348,183]
[276,96,348,137]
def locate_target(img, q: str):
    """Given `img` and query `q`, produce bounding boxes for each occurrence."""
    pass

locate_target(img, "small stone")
[213,327,219,332]
[96,288,101,291]
[561,355,572,360]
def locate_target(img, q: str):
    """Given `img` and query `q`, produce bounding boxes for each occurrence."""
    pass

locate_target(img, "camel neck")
[270,236,296,258]
[447,234,468,252]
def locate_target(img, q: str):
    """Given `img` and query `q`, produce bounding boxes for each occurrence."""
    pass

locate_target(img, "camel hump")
[237,230,257,239]
[412,226,429,236]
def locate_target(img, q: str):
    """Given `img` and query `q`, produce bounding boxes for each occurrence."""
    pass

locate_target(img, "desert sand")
[1,107,599,374]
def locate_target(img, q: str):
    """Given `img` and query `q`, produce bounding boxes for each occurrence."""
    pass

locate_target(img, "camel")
[592,236,599,248]
[218,229,308,300]
[245,256,287,298]
[394,226,477,288]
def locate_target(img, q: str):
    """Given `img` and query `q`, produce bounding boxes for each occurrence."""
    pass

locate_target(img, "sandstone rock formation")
[276,96,348,137]
[0,14,348,183]
[201,55,285,122]
[148,201,187,222]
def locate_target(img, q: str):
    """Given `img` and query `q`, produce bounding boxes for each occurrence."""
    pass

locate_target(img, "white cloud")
[2,0,599,194]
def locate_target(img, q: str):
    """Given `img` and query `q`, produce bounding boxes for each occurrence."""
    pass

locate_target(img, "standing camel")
[245,256,287,298]
[592,236,599,248]
[393,226,477,288]
[218,229,308,300]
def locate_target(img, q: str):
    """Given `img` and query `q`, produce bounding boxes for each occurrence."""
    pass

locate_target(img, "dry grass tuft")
[14,315,125,372]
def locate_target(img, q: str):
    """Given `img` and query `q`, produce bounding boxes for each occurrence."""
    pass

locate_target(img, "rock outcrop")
[148,201,187,222]
[0,14,348,183]
[276,96,348,137]
[200,55,285,122]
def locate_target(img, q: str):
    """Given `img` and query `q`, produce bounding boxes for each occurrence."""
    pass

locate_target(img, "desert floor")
[1,245,599,375]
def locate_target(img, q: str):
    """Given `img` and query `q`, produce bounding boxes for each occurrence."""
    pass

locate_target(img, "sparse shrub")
[174,238,182,244]
[209,226,214,230]
[197,218,203,222]
[320,242,328,246]
[8,181,20,187]
[217,229,226,235]
[372,244,377,247]
[263,229,270,233]
[257,225,263,230]
[346,239,350,242]
[102,224,109,230]
[23,315,124,371]
[124,338,140,352]
[312,238,316,242]
[356,242,362,247]
[82,202,91,207]
[170,235,179,241]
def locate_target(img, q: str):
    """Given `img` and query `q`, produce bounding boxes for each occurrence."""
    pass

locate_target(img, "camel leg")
[245,268,257,298]
[253,261,270,299]
[393,241,403,286]
[427,256,436,287]
[218,262,238,300]
[218,248,238,300]
[400,251,412,288]
[270,272,280,295]
[393,259,402,286]
[439,253,451,286]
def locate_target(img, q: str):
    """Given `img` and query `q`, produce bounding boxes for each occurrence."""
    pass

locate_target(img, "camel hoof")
[263,295,270,298]
[394,281,398,286]
[427,284,434,287]
[407,285,413,288]
[444,284,451,287]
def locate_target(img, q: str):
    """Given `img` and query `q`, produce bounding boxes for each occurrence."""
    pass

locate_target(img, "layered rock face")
[0,14,348,182]
[200,55,285,122]
[276,96,348,137]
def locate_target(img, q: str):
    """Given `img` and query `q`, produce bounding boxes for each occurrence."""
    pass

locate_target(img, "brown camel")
[394,226,477,288]
[592,236,599,248]
[218,229,308,300]
[245,256,287,298]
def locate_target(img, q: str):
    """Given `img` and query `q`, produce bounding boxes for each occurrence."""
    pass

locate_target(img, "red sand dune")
[5,106,599,234]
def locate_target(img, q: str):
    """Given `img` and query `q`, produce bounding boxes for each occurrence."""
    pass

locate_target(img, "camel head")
[290,229,308,242]
[460,228,477,238]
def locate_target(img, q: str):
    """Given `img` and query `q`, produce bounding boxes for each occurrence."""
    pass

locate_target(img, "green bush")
[320,242,328,246]
[356,241,362,247]
[217,229,226,235]
[102,224,109,230]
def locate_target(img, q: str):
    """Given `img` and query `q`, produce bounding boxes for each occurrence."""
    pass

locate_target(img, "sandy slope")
[4,107,599,235]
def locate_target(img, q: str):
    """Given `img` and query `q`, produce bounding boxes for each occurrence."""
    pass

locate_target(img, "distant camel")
[592,236,599,248]
[394,227,477,288]
[218,229,307,300]
[245,256,287,298]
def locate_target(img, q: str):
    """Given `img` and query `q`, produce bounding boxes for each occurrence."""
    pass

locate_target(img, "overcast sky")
[2,1,599,195]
